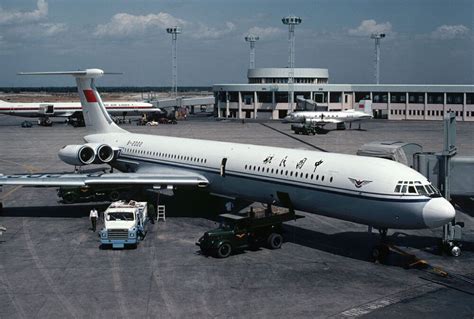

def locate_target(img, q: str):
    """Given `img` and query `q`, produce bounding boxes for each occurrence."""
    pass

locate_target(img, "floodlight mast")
[166,26,182,98]
[244,35,260,69]
[370,33,385,85]
[282,15,302,113]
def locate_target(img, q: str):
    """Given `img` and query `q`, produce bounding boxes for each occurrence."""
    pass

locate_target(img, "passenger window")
[290,172,293,177]
[321,176,325,182]
[330,177,333,182]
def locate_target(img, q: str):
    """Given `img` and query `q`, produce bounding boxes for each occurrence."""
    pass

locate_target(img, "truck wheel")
[108,190,120,201]
[62,192,78,204]
[216,243,232,258]
[267,233,283,249]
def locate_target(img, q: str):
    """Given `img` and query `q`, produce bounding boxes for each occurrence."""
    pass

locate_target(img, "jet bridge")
[358,112,472,256]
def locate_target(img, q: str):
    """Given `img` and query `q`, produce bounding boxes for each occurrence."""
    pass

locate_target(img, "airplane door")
[220,158,227,177]
[40,104,54,115]
[276,191,295,215]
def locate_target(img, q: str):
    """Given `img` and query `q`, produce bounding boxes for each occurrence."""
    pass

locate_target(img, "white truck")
[99,200,149,249]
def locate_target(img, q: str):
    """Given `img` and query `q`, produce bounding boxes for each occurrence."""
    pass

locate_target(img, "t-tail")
[18,69,126,134]
[358,99,373,116]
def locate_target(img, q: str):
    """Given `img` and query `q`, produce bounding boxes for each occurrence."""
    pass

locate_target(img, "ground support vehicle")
[58,185,137,204]
[291,123,317,135]
[196,208,304,258]
[99,200,149,249]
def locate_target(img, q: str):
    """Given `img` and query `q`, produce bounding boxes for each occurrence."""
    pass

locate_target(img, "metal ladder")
[157,205,166,222]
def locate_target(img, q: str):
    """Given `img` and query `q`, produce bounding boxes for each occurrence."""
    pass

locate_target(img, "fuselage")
[85,131,455,230]
[0,100,156,118]
[284,110,373,124]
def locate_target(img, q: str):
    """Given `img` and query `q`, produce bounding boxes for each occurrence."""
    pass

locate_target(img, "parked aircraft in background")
[0,99,158,126]
[0,70,456,259]
[284,100,373,130]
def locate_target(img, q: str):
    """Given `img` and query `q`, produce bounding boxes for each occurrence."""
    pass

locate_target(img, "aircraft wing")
[0,171,209,188]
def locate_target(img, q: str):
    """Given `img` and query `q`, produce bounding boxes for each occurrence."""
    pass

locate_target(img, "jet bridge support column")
[440,111,463,256]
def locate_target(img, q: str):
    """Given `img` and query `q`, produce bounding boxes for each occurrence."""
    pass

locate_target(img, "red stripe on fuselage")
[83,90,98,103]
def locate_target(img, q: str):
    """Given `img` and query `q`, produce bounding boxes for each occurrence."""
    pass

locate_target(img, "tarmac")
[0,114,473,318]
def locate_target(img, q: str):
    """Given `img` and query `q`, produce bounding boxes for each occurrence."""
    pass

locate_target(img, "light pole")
[370,33,385,85]
[166,26,182,98]
[282,15,302,112]
[244,34,259,69]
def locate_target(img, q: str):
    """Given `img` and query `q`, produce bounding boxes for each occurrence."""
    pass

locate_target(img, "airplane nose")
[422,197,456,228]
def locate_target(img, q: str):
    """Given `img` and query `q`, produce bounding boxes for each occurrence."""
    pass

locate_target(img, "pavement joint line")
[110,251,132,319]
[22,218,81,319]
[331,283,442,318]
[0,263,27,319]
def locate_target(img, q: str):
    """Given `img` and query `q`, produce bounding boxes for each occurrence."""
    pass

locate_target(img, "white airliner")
[0,99,157,126]
[0,69,455,253]
[283,100,373,129]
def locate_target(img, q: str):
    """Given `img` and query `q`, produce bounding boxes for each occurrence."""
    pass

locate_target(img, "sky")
[0,0,472,87]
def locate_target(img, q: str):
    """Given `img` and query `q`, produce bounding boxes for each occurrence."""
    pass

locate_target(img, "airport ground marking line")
[259,123,328,152]
[331,283,441,318]
[0,185,23,200]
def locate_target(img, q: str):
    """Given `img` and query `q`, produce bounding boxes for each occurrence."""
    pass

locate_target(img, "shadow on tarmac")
[283,224,474,266]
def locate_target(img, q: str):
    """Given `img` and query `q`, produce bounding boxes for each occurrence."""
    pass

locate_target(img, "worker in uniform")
[89,207,99,232]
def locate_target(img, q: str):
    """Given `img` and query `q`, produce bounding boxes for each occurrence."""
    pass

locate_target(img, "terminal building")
[213,68,474,121]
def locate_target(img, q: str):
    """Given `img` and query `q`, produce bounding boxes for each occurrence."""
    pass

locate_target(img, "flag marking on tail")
[83,90,97,103]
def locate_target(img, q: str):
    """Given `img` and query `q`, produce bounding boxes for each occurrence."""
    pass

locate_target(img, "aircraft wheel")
[450,245,461,257]
[371,244,389,263]
[216,242,232,258]
[267,233,283,249]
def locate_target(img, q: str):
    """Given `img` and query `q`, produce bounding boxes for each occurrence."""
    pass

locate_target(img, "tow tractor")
[99,200,149,249]
[197,207,304,258]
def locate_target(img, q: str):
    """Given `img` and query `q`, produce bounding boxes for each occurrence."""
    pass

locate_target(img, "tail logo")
[348,177,372,188]
[83,90,98,103]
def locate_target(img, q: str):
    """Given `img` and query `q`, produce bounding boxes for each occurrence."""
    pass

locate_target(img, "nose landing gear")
[371,228,390,263]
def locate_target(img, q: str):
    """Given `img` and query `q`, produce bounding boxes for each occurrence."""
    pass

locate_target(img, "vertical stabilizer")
[358,99,372,115]
[19,69,126,134]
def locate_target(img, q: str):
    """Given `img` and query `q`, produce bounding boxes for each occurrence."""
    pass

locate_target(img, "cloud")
[0,0,48,25]
[40,23,68,36]
[431,24,470,40]
[190,21,236,40]
[246,26,284,39]
[348,19,392,36]
[94,12,187,38]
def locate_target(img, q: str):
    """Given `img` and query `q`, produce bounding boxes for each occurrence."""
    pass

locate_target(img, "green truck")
[291,123,318,135]
[196,209,303,258]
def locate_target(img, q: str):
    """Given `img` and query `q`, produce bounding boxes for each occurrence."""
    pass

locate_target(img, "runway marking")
[0,264,27,319]
[23,219,81,318]
[331,283,441,318]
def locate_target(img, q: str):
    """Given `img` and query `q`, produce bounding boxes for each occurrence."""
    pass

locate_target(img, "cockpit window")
[394,181,440,197]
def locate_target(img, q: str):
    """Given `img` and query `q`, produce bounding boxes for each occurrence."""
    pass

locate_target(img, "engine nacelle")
[58,144,95,166]
[58,143,115,166]
[86,143,114,164]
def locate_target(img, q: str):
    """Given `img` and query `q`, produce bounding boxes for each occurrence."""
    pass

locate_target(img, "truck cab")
[99,200,148,249]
